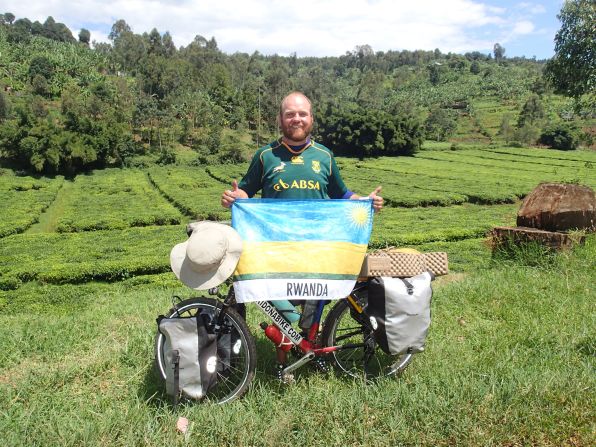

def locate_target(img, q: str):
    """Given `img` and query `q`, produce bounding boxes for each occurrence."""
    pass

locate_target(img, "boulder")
[517,183,595,232]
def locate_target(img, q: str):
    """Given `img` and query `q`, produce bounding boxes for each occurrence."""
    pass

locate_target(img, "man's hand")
[369,186,383,212]
[221,180,248,208]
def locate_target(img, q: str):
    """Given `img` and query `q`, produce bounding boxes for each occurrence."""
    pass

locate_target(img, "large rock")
[517,183,595,232]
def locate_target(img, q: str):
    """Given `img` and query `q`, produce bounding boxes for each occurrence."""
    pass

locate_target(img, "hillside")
[1,14,594,176]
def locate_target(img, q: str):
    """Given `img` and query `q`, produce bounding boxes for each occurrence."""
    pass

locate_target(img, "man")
[221,91,383,209]
[220,91,383,377]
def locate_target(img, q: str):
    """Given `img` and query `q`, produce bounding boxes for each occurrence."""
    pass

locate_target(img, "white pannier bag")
[367,272,434,356]
[157,313,218,404]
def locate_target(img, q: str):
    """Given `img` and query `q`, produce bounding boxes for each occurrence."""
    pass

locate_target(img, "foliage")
[78,28,90,45]
[497,113,514,142]
[539,121,581,150]
[0,225,184,288]
[513,124,541,146]
[369,203,518,247]
[517,94,545,127]
[1,12,579,171]
[147,166,232,220]
[0,91,9,120]
[0,169,64,237]
[545,0,596,98]
[424,107,458,141]
[54,169,182,232]
[0,236,593,445]
[317,104,424,158]
[493,43,505,62]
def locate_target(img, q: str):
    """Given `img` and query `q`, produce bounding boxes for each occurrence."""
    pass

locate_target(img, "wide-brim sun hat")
[170,221,243,290]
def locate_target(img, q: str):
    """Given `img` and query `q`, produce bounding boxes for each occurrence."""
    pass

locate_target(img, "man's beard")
[282,122,312,142]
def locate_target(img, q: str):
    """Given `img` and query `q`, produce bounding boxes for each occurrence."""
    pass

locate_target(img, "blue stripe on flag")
[231,199,373,245]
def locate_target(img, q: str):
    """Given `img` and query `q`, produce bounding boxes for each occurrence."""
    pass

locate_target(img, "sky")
[2,0,565,60]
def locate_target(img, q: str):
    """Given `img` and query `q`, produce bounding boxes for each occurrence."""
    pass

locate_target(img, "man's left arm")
[348,186,383,212]
[328,156,383,212]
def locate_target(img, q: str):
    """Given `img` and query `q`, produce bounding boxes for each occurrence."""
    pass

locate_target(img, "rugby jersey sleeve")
[327,155,349,199]
[238,150,264,198]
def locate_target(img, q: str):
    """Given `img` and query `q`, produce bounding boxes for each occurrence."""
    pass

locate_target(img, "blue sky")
[3,0,564,59]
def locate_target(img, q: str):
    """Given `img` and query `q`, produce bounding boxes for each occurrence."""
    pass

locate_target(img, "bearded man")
[221,91,383,209]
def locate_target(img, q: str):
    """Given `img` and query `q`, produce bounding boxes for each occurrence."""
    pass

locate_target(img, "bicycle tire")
[321,286,413,379]
[154,297,256,404]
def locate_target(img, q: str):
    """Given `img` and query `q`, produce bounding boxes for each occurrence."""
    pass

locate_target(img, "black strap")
[173,350,180,407]
[400,278,414,295]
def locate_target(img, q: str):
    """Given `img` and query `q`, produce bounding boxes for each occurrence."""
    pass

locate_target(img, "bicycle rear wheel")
[322,286,413,379]
[155,297,256,404]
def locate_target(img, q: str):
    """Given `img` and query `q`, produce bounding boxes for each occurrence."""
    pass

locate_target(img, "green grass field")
[0,145,594,446]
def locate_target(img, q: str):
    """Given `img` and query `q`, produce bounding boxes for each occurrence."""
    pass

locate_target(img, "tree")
[109,19,132,40]
[498,113,514,142]
[539,122,580,150]
[41,16,75,42]
[78,28,90,45]
[28,56,54,81]
[3,12,15,24]
[146,28,164,55]
[517,94,545,128]
[0,91,9,121]
[428,63,442,85]
[470,60,480,74]
[493,43,505,62]
[7,18,32,42]
[162,31,176,57]
[424,107,457,141]
[545,0,596,98]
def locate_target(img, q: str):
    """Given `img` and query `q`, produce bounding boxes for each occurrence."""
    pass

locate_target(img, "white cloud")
[518,2,547,15]
[1,0,554,57]
[512,20,535,36]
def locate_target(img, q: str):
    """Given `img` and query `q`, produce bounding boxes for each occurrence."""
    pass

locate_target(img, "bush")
[156,147,176,165]
[317,104,424,158]
[424,107,457,141]
[513,124,540,146]
[517,94,544,128]
[539,122,580,150]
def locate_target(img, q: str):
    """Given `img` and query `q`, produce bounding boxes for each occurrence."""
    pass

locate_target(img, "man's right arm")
[221,149,263,208]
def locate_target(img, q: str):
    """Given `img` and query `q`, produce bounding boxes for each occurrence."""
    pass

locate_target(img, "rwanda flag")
[231,199,373,303]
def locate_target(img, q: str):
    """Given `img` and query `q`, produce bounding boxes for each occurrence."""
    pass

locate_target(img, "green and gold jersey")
[239,139,349,199]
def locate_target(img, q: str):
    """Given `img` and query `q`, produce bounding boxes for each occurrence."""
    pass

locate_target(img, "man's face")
[280,94,313,144]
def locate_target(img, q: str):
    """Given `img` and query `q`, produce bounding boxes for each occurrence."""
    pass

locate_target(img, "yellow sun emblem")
[348,203,371,229]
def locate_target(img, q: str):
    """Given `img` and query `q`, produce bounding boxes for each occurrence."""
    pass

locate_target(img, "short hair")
[279,91,312,117]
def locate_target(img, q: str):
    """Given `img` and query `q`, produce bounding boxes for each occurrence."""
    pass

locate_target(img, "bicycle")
[154,279,414,404]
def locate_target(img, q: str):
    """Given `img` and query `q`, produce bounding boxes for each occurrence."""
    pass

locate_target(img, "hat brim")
[170,222,243,290]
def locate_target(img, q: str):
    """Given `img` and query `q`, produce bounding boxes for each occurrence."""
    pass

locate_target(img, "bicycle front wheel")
[155,297,256,404]
[322,288,413,380]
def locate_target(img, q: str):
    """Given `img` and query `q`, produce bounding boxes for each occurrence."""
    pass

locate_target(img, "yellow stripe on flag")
[235,241,367,275]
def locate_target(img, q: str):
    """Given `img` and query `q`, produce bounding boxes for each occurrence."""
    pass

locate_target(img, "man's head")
[279,92,313,145]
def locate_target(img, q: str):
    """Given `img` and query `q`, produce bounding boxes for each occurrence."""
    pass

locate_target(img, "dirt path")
[26,179,73,233]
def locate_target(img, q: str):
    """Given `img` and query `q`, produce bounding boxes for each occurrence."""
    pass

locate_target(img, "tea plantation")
[0,144,594,446]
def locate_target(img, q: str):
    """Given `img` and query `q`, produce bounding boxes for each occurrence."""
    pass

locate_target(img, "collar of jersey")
[280,138,313,155]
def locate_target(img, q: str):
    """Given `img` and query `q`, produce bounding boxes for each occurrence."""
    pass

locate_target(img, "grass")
[0,237,593,446]
[1,146,595,445]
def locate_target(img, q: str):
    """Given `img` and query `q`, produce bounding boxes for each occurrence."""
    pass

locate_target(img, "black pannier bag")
[367,272,434,356]
[157,312,218,404]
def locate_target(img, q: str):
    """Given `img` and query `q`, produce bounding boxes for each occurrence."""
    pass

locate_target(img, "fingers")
[369,185,383,213]
[221,191,234,208]
[221,180,239,209]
